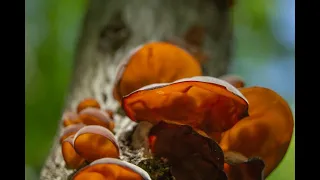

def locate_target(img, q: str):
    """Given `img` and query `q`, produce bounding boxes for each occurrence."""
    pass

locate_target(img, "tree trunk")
[40,0,232,179]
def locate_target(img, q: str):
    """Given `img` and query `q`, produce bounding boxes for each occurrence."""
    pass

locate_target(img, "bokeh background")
[25,0,295,179]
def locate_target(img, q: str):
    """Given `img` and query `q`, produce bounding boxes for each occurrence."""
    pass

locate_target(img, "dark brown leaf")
[149,122,226,180]
[224,151,265,180]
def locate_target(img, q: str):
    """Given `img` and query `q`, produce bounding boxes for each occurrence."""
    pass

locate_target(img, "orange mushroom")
[148,122,265,180]
[78,107,114,131]
[219,74,245,88]
[72,158,151,180]
[113,41,202,102]
[105,109,114,119]
[219,87,294,176]
[73,125,120,162]
[62,111,80,127]
[166,25,209,64]
[60,123,85,143]
[61,135,86,169]
[77,98,101,113]
[122,76,249,140]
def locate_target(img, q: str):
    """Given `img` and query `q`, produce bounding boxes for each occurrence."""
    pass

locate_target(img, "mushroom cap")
[219,87,294,176]
[105,109,114,119]
[123,76,249,138]
[77,98,101,113]
[73,158,152,180]
[219,74,245,88]
[61,135,86,169]
[60,123,85,144]
[78,107,115,131]
[62,111,80,127]
[113,42,202,102]
[167,25,208,64]
[73,125,120,162]
[72,172,105,180]
[148,122,227,180]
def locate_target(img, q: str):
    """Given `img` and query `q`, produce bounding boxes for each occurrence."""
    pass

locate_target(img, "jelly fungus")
[122,76,248,140]
[219,87,294,176]
[219,74,245,88]
[73,125,120,162]
[105,109,114,119]
[72,158,152,180]
[77,98,101,113]
[62,111,80,127]
[60,123,85,143]
[113,42,202,102]
[78,107,114,131]
[61,135,86,169]
[167,25,208,64]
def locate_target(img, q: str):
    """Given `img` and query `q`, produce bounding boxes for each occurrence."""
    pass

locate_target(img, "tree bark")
[40,0,232,179]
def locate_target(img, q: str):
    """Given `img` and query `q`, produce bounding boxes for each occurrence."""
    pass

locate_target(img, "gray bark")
[40,0,232,179]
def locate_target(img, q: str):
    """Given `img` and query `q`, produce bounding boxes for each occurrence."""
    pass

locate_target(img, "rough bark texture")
[40,0,232,179]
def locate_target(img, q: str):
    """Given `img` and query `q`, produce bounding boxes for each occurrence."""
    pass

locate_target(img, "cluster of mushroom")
[59,41,293,179]
[112,42,294,180]
[59,98,152,180]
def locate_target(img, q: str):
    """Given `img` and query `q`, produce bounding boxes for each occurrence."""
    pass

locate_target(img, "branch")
[40,0,232,179]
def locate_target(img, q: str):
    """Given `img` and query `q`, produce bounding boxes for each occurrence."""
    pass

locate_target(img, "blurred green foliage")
[26,0,87,174]
[26,0,294,179]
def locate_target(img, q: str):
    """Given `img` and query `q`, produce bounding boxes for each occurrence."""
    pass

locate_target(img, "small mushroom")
[122,76,249,140]
[113,42,202,102]
[105,109,114,119]
[219,87,294,176]
[148,122,227,180]
[72,158,152,180]
[62,111,80,127]
[61,135,86,169]
[77,98,101,113]
[73,125,120,162]
[60,123,85,143]
[78,107,114,131]
[219,74,245,88]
